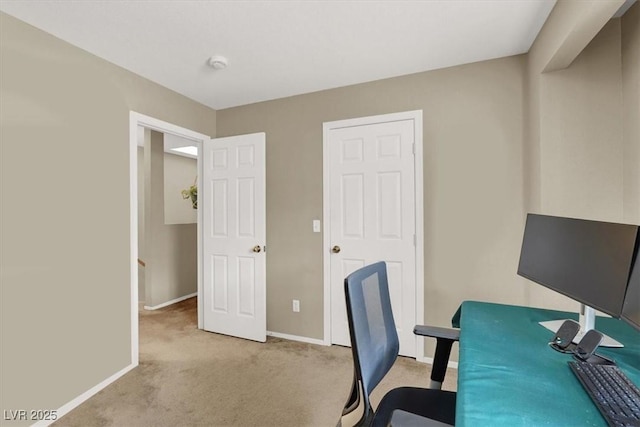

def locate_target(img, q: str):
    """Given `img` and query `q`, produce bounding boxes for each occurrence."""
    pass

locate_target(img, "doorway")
[136,127,200,311]
[129,113,268,364]
[322,110,425,358]
[129,112,209,365]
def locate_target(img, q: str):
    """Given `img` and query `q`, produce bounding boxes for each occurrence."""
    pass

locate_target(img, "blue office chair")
[339,262,458,427]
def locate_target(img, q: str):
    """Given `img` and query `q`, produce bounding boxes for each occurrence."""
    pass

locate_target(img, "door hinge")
[412,143,416,155]
[413,234,417,246]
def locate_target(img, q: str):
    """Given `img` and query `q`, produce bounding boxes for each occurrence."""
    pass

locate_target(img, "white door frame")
[322,110,425,360]
[129,111,210,366]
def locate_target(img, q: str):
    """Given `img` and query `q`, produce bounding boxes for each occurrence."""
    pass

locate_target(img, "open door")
[202,133,266,342]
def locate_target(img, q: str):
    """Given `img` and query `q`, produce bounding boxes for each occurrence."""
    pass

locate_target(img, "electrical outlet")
[293,299,300,312]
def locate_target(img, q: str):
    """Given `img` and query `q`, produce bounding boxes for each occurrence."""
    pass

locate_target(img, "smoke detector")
[208,56,228,70]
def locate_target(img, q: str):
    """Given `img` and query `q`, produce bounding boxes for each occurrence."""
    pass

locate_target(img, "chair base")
[371,387,456,427]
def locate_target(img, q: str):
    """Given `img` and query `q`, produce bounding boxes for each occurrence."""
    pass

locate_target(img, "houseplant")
[181,179,197,209]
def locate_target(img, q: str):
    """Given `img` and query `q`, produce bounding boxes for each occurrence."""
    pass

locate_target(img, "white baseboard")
[267,331,327,346]
[265,332,457,368]
[143,292,196,310]
[31,363,136,427]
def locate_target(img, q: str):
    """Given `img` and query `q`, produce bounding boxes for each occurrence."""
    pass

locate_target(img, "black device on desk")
[568,361,640,427]
[518,214,640,426]
[621,248,640,332]
[573,329,605,362]
[548,319,581,353]
[546,320,640,426]
[565,273,640,427]
[566,251,640,427]
[517,214,638,346]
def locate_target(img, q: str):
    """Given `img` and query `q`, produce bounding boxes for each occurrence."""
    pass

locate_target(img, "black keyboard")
[568,361,640,427]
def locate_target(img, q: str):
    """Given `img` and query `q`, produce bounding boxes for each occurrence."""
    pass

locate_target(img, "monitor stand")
[539,305,623,348]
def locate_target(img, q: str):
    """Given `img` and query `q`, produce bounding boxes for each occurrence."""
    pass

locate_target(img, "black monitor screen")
[622,248,640,331]
[517,214,638,318]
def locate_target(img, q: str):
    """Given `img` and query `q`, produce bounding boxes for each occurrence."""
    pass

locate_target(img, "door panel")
[203,133,266,342]
[212,255,228,312]
[329,120,416,356]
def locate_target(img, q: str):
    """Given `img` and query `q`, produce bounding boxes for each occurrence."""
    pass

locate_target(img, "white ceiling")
[1,1,564,110]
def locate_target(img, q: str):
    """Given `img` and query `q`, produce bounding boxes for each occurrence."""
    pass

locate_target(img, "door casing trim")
[321,110,424,361]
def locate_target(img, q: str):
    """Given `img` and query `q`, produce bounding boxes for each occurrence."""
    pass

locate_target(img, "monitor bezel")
[517,213,638,320]
[620,236,640,331]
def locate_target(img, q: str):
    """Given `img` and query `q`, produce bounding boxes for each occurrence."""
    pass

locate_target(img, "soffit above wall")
[137,126,198,159]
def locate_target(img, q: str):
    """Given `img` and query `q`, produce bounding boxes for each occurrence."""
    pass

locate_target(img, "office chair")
[338,262,458,427]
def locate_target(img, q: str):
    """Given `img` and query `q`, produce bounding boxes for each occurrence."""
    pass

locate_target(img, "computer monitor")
[622,245,640,332]
[517,214,638,346]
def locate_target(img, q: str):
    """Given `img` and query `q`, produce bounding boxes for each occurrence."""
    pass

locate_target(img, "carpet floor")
[53,297,457,427]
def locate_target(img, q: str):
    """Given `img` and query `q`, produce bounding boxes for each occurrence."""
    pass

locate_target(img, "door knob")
[252,245,262,253]
[332,245,341,253]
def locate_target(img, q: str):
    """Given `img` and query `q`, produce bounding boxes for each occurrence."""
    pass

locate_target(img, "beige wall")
[622,3,640,225]
[164,152,198,225]
[0,12,215,424]
[138,142,198,304]
[217,55,527,347]
[540,19,623,221]
[144,130,197,308]
[525,1,639,312]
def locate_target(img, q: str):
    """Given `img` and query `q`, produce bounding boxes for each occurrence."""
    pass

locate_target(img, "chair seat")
[372,387,456,427]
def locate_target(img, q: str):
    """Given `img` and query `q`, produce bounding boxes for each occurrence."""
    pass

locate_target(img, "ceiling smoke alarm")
[208,56,228,70]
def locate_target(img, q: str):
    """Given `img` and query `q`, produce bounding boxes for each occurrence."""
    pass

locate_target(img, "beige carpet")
[53,298,457,427]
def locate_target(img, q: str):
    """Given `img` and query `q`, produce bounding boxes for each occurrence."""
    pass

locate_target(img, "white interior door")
[203,133,266,342]
[328,118,417,357]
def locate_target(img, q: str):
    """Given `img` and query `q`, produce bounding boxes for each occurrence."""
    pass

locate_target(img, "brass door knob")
[252,245,262,253]
[332,245,341,253]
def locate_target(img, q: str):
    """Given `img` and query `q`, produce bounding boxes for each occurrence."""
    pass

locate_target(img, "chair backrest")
[344,262,399,417]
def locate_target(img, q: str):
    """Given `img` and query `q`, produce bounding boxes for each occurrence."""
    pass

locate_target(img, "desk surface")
[453,301,640,427]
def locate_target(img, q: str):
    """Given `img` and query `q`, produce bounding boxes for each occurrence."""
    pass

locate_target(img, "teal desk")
[453,301,640,427]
